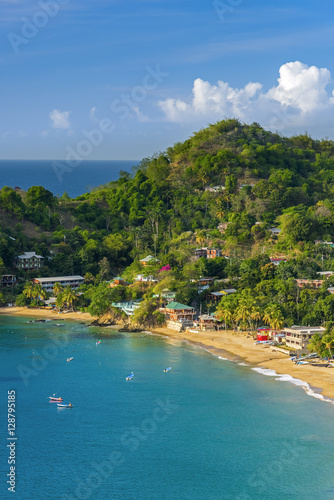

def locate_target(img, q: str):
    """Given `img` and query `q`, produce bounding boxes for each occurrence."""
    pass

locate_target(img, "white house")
[283,325,325,354]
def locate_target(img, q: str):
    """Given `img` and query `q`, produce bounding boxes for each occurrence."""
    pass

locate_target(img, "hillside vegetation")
[2,119,334,333]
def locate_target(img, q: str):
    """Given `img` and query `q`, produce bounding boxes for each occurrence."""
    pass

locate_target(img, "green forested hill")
[2,119,334,279]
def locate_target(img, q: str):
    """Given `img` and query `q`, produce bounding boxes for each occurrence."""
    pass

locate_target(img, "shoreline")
[0,306,95,323]
[1,306,334,402]
[150,327,334,402]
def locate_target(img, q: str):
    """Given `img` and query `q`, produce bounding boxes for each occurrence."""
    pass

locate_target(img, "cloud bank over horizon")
[158,62,334,136]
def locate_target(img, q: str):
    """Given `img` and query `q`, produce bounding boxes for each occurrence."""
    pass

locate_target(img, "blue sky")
[1,0,334,160]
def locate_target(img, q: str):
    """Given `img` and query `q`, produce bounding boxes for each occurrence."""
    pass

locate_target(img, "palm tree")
[236,295,260,331]
[262,304,284,331]
[215,303,234,330]
[322,334,334,359]
[308,333,323,357]
[34,284,47,301]
[62,286,78,311]
[23,282,35,302]
[53,282,63,296]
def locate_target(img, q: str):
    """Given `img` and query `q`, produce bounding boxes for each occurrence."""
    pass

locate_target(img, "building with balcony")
[15,252,44,271]
[33,276,84,293]
[283,326,325,354]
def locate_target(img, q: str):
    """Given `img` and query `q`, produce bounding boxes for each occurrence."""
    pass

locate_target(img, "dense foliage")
[3,119,334,332]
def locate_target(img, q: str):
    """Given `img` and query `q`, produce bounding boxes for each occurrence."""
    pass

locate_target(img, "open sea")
[1,315,334,500]
[0,160,139,198]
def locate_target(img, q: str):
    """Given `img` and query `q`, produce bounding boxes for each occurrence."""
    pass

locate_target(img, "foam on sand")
[251,367,334,404]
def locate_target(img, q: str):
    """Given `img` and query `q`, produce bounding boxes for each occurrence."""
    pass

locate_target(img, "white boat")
[126,372,134,381]
[164,367,171,372]
[67,357,73,362]
[57,403,74,408]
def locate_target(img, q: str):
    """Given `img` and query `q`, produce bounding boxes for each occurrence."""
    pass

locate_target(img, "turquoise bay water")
[1,316,334,500]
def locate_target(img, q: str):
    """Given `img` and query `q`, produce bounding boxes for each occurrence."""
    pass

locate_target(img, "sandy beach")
[151,327,334,401]
[1,306,334,400]
[0,306,95,322]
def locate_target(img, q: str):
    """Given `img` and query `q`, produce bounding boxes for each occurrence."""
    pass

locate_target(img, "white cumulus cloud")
[158,61,334,136]
[49,109,71,130]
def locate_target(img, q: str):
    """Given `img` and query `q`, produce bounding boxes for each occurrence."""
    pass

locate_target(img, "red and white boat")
[49,396,63,402]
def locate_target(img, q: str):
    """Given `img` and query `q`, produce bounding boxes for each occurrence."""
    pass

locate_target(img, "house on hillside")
[134,274,157,283]
[15,252,44,271]
[194,248,222,259]
[109,277,129,288]
[283,325,325,354]
[205,185,225,193]
[33,276,84,293]
[270,258,287,266]
[139,255,161,266]
[111,300,141,316]
[217,222,230,233]
[296,279,324,289]
[1,275,16,287]
[315,240,334,248]
[269,228,281,236]
[317,271,334,279]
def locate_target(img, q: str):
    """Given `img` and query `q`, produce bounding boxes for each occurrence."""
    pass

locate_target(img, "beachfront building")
[33,276,84,293]
[1,275,16,287]
[15,251,44,271]
[195,314,216,331]
[139,255,161,266]
[162,302,195,322]
[283,326,325,354]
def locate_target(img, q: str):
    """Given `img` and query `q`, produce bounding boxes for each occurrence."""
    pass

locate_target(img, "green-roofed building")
[164,302,195,322]
[139,255,161,266]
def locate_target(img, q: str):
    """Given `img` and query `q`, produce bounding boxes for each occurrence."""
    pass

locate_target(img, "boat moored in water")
[126,372,134,380]
[164,367,171,372]
[49,396,63,402]
[57,403,74,408]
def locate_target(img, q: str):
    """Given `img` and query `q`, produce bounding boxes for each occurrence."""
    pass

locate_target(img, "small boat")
[164,367,171,373]
[126,372,134,381]
[49,396,63,402]
[67,357,74,362]
[57,403,74,408]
